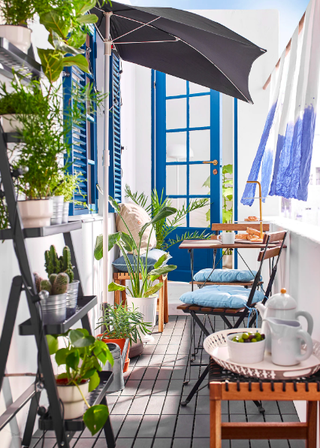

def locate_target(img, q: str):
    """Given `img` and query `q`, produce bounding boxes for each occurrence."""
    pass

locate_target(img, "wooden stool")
[113,272,169,332]
[209,359,320,448]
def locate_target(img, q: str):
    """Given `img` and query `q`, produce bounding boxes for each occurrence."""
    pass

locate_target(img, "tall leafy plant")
[125,185,210,251]
[94,196,177,298]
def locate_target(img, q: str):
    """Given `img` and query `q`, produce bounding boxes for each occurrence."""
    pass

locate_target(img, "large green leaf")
[144,283,163,297]
[88,370,100,392]
[151,206,176,224]
[77,14,98,24]
[222,187,233,198]
[37,49,64,84]
[148,264,177,282]
[67,29,87,49]
[55,348,69,366]
[121,232,134,252]
[66,350,80,371]
[153,253,169,269]
[74,0,97,15]
[108,282,126,292]
[63,55,89,73]
[40,11,70,39]
[46,335,58,355]
[222,164,233,175]
[83,404,109,436]
[108,196,120,213]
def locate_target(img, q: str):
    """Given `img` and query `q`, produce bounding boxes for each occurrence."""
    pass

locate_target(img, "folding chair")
[177,230,287,406]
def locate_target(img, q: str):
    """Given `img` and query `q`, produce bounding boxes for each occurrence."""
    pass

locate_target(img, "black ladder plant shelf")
[0,42,115,448]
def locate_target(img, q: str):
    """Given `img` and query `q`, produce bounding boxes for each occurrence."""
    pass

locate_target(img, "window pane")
[170,198,187,227]
[190,129,210,161]
[189,95,210,128]
[189,202,210,228]
[166,75,186,96]
[166,165,186,196]
[189,164,210,195]
[189,82,210,94]
[166,98,186,130]
[166,132,187,162]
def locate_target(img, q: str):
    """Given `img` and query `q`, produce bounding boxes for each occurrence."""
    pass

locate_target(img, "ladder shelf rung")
[19,296,97,335]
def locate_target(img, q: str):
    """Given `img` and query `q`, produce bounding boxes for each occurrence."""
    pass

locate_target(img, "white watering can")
[256,288,313,352]
[264,317,313,366]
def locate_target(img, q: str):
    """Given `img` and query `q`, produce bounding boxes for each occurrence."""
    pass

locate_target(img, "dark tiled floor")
[31,316,303,448]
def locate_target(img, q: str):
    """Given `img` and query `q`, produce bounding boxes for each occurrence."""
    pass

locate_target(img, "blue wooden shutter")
[109,51,122,207]
[63,30,98,215]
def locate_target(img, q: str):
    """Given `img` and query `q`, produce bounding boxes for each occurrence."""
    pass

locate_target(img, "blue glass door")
[153,71,222,282]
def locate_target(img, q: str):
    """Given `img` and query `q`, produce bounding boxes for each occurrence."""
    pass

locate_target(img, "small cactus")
[40,279,52,295]
[34,272,43,293]
[60,246,74,282]
[52,272,69,295]
[44,245,61,276]
[49,273,58,285]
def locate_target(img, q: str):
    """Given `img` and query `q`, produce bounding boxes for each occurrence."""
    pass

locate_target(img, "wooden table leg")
[306,401,317,448]
[210,383,222,448]
[158,276,164,332]
[164,275,169,324]
[120,279,126,306]
[114,276,121,305]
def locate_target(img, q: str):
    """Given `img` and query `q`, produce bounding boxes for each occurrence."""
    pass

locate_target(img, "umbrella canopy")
[92,1,266,103]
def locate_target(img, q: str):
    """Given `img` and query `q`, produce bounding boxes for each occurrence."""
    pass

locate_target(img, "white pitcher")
[264,317,313,366]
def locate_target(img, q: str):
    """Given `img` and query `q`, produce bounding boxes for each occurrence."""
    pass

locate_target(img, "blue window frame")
[63,29,98,215]
[109,50,122,208]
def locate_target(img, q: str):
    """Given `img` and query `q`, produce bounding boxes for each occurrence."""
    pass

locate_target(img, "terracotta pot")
[98,336,130,373]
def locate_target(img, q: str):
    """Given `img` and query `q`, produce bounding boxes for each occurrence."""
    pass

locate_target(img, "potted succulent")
[96,303,152,372]
[34,272,69,325]
[46,328,114,435]
[44,245,79,318]
[94,196,177,327]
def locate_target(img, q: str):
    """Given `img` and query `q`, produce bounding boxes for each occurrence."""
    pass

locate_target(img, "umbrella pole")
[103,12,112,304]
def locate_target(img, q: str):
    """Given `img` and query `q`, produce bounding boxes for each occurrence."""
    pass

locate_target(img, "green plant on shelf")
[94,195,177,299]
[125,185,211,251]
[46,329,114,436]
[96,303,152,345]
[44,244,74,283]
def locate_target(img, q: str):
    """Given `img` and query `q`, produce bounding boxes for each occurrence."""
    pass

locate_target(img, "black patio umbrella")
[92,1,266,103]
[92,1,266,302]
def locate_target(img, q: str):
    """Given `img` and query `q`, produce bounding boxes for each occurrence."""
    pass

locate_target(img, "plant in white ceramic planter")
[94,196,177,322]
[46,329,114,435]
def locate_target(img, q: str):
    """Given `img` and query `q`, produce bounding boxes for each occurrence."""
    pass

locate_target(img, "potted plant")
[0,0,35,53]
[46,328,114,435]
[94,196,177,326]
[125,184,210,250]
[34,272,69,325]
[96,303,152,372]
[44,244,79,318]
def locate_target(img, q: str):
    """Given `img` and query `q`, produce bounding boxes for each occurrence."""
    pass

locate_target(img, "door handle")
[203,160,218,166]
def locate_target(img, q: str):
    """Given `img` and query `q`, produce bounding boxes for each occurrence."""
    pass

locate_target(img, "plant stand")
[0,42,115,448]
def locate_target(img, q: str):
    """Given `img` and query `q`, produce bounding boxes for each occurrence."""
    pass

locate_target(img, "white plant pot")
[127,295,157,326]
[51,195,64,225]
[56,381,89,420]
[1,115,23,133]
[62,201,69,223]
[18,198,53,228]
[222,254,233,270]
[0,25,32,54]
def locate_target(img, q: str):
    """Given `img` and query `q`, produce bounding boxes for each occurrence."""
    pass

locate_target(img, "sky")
[129,0,310,51]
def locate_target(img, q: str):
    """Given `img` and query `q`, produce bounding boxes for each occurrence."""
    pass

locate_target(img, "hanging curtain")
[241,0,320,206]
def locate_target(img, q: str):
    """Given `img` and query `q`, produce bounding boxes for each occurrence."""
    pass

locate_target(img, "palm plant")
[94,196,177,298]
[125,185,210,251]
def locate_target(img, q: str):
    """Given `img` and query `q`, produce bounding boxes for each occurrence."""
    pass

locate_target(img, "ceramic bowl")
[226,332,266,364]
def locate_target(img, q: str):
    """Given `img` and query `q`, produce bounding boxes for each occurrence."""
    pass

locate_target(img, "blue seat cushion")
[193,268,258,283]
[180,285,264,309]
[112,249,170,272]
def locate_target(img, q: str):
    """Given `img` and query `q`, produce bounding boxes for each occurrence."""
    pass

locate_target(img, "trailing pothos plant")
[124,185,210,251]
[94,196,177,298]
[46,328,114,436]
